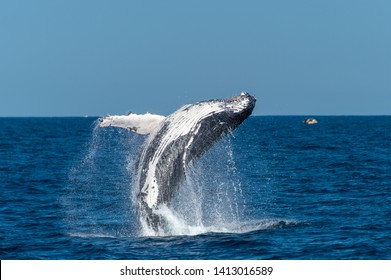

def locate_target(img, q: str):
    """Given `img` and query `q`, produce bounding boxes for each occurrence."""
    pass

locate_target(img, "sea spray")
[63,121,144,237]
[140,136,248,236]
[65,122,263,237]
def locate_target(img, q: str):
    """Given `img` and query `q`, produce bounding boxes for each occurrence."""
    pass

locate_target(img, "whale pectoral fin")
[98,113,165,135]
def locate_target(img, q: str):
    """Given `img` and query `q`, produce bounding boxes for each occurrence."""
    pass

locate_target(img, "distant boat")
[303,118,318,125]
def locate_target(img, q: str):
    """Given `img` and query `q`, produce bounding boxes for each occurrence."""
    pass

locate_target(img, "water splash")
[63,121,144,237]
[138,136,251,236]
[64,123,295,238]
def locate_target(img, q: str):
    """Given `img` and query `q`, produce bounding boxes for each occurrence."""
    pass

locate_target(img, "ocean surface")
[0,116,390,260]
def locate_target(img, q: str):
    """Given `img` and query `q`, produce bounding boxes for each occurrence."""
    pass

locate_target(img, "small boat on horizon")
[303,118,318,125]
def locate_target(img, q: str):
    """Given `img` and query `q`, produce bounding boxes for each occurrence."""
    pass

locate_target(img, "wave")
[67,217,300,239]
[67,232,118,239]
[140,205,300,237]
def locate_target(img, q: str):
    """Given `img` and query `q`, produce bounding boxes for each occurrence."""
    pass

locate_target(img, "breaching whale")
[99,92,256,233]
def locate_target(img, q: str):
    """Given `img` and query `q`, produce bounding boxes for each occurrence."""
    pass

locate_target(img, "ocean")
[0,116,390,259]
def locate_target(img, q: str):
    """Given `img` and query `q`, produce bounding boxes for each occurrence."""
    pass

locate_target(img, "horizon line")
[0,114,390,118]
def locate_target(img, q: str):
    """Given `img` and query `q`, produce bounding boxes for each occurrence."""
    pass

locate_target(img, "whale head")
[187,91,256,135]
[220,91,256,125]
[161,91,257,170]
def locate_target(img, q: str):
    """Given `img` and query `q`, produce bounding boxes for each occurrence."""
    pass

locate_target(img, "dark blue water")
[1,116,390,259]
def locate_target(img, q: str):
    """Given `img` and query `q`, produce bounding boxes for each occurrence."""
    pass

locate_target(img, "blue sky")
[1,0,390,116]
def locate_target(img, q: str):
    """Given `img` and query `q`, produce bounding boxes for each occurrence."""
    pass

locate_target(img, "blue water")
[1,116,390,259]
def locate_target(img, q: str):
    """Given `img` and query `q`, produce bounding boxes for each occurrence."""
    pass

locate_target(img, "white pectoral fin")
[98,113,165,134]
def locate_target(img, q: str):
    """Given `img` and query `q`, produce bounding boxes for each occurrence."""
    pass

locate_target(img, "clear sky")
[1,0,390,116]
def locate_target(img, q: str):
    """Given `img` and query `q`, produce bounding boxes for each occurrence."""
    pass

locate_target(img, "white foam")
[140,205,299,237]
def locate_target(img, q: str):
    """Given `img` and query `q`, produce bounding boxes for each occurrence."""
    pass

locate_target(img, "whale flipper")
[98,113,165,135]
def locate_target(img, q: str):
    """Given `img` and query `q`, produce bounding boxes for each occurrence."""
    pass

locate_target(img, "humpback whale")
[99,92,256,233]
